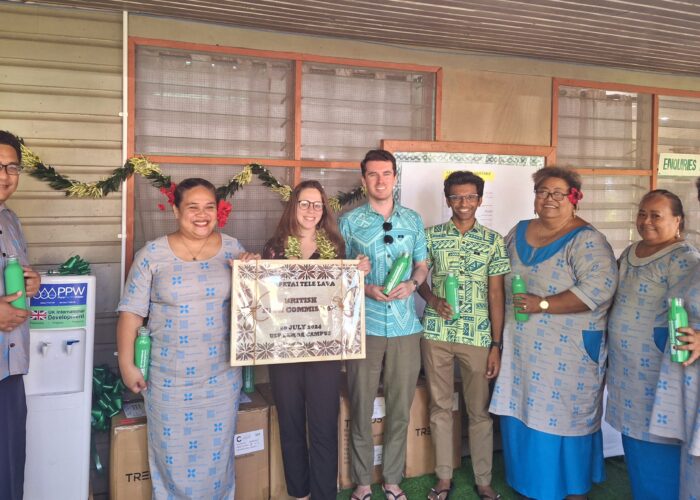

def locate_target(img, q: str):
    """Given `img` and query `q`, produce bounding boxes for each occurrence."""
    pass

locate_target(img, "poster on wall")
[395,151,544,236]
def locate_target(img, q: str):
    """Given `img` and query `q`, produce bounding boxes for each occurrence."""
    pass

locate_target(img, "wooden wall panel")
[0,4,123,438]
[441,70,551,146]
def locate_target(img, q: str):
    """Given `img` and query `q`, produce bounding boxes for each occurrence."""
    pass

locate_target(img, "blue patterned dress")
[489,220,617,500]
[650,264,700,500]
[118,234,245,500]
[606,241,700,499]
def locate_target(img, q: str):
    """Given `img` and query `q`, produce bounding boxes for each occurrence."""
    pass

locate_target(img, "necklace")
[179,233,211,261]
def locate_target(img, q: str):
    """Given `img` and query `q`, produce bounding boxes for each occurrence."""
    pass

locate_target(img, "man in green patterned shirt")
[418,171,510,500]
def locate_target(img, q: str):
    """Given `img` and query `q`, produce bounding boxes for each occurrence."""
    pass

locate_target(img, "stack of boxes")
[109,377,471,499]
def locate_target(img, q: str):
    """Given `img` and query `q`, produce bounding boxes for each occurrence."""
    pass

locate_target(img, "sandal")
[351,493,372,500]
[382,484,408,500]
[427,481,454,500]
[473,484,502,500]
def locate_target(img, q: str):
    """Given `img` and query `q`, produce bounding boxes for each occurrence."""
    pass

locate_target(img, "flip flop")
[382,485,408,500]
[351,493,372,500]
[427,481,453,500]
[473,484,502,500]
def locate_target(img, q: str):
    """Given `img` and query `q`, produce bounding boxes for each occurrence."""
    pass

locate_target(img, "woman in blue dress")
[489,167,618,500]
[650,178,700,500]
[116,178,259,500]
[606,189,700,500]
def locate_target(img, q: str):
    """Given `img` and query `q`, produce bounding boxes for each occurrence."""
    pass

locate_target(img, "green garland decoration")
[284,229,337,259]
[20,144,366,211]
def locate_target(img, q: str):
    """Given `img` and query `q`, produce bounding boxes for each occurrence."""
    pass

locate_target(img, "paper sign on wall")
[658,153,700,177]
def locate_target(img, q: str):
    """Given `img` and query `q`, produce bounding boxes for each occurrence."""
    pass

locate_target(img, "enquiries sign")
[658,153,700,177]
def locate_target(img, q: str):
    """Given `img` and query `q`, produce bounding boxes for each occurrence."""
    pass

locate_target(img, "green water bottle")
[134,326,152,381]
[512,274,529,322]
[3,256,26,309]
[243,366,255,393]
[383,252,411,295]
[444,273,459,321]
[668,297,690,364]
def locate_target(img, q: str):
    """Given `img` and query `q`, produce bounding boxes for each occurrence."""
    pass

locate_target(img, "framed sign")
[230,259,365,366]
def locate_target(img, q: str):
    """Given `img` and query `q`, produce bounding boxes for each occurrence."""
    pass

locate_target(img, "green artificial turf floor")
[336,452,631,499]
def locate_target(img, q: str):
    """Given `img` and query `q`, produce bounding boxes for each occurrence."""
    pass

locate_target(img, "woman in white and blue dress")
[606,189,700,500]
[649,178,700,500]
[116,178,259,500]
[489,167,618,500]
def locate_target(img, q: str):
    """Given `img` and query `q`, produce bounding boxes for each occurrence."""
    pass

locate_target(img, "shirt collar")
[363,201,406,220]
[446,218,482,235]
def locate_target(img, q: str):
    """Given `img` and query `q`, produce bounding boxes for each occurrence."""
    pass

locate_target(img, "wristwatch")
[490,340,503,351]
[411,279,419,291]
[539,297,550,312]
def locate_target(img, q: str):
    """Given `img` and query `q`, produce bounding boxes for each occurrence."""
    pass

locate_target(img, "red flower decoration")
[567,187,583,206]
[157,203,166,211]
[217,199,232,228]
[159,183,177,206]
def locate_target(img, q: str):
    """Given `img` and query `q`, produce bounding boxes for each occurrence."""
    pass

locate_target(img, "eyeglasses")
[297,200,324,211]
[534,189,567,201]
[447,194,480,203]
[0,163,22,176]
[383,221,393,244]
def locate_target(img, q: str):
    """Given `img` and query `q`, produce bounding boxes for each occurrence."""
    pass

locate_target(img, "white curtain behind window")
[557,86,651,169]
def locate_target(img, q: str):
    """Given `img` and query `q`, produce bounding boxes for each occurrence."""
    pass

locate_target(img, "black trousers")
[269,360,340,500]
[0,375,26,500]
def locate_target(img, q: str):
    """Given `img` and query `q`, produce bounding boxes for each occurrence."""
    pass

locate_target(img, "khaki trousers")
[346,333,422,485]
[421,338,493,485]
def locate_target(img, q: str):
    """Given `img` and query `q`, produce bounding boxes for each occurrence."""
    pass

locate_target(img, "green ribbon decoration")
[91,365,125,472]
[91,365,124,431]
[56,255,91,275]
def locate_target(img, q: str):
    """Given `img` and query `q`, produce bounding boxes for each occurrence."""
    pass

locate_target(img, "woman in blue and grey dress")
[490,167,618,500]
[116,178,259,500]
[606,189,700,500]
[650,178,700,500]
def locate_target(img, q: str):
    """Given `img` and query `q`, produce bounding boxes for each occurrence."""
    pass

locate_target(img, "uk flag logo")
[31,310,47,321]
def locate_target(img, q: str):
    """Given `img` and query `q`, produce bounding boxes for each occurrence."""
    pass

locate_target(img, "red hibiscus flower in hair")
[158,183,177,210]
[217,199,232,227]
[567,187,583,206]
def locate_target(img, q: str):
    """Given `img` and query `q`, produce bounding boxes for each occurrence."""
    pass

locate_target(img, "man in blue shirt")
[340,149,428,500]
[0,130,41,500]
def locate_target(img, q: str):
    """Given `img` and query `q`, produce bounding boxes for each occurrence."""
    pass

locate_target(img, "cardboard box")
[338,383,384,489]
[404,379,461,478]
[110,412,151,500]
[257,383,294,500]
[235,390,271,500]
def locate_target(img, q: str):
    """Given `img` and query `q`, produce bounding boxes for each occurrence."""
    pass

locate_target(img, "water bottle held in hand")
[668,297,689,364]
[383,252,411,295]
[444,273,459,321]
[4,256,26,309]
[512,274,529,322]
[134,326,152,381]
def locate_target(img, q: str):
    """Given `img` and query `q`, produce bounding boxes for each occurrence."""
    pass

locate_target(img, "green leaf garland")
[20,144,364,211]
